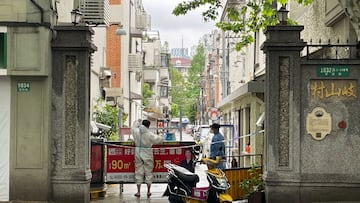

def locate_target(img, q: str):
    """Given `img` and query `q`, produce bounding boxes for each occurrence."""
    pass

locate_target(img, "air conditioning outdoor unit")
[80,0,109,25]
[136,13,150,30]
[128,54,142,71]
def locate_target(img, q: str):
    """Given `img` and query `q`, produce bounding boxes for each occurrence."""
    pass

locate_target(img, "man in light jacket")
[132,119,163,197]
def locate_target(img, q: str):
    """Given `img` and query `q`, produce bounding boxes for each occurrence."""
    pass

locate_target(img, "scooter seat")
[172,165,199,183]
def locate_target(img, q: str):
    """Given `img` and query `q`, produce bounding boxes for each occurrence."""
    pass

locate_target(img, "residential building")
[0,0,59,201]
[216,0,360,168]
[216,0,266,167]
[291,0,358,48]
[118,0,151,126]
[198,31,222,124]
[171,47,192,79]
[142,30,171,123]
[0,0,98,202]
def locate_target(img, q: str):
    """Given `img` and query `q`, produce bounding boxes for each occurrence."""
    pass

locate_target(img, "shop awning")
[218,81,264,109]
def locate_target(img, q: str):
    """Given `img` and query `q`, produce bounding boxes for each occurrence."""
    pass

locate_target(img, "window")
[160,86,168,97]
[160,53,169,67]
[0,33,7,69]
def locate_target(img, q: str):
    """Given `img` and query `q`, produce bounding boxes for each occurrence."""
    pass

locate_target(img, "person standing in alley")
[209,123,225,169]
[132,119,164,197]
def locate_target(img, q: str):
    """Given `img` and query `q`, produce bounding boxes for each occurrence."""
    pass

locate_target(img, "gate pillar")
[51,25,96,203]
[261,26,305,203]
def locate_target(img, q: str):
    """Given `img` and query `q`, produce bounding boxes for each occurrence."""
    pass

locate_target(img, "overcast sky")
[142,0,217,51]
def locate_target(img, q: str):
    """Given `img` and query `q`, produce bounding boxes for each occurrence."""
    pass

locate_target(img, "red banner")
[106,142,194,183]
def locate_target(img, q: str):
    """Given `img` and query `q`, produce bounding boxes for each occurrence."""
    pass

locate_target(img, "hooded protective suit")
[132,124,163,184]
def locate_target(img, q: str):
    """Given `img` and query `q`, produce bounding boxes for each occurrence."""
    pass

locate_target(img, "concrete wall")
[298,61,360,202]
[7,26,52,76]
[10,77,50,201]
[57,0,74,23]
[0,77,10,201]
[91,26,107,112]
[4,14,53,203]
[0,0,56,25]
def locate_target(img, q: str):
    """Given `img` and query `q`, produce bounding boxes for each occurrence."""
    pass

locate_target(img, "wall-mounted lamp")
[277,6,289,26]
[71,8,82,26]
[115,25,127,36]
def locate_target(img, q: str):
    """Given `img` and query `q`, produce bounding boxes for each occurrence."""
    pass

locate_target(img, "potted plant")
[240,164,265,203]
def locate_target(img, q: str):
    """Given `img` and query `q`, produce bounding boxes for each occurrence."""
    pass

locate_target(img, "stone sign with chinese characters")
[310,80,357,100]
[306,107,332,141]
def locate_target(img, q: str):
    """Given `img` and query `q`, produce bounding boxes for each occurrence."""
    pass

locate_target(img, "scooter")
[163,146,232,203]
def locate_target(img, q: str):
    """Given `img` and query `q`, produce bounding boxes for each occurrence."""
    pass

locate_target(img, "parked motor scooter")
[163,145,232,203]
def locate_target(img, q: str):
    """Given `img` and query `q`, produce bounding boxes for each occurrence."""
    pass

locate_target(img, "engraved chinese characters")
[310,80,356,100]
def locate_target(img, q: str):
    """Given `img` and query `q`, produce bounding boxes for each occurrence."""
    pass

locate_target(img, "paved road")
[91,183,247,203]
[91,184,169,203]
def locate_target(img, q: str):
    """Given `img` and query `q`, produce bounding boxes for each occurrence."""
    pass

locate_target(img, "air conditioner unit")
[128,54,142,71]
[80,0,109,25]
[135,13,150,30]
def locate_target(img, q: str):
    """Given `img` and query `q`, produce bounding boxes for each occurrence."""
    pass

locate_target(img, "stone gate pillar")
[261,26,305,203]
[51,25,96,203]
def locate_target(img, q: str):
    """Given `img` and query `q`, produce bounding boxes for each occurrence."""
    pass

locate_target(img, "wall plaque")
[306,107,332,140]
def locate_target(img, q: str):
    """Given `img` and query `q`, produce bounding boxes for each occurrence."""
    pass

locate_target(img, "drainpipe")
[29,0,44,24]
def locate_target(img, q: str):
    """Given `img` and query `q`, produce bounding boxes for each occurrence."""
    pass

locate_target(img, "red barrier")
[90,142,105,184]
[105,142,194,183]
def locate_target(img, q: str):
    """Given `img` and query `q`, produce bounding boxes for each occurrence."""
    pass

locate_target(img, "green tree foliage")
[142,82,154,106]
[169,45,205,122]
[170,103,179,117]
[169,67,186,117]
[93,100,126,141]
[93,98,128,141]
[173,0,313,50]
[185,45,205,122]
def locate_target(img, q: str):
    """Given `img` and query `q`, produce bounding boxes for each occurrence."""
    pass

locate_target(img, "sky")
[142,0,217,51]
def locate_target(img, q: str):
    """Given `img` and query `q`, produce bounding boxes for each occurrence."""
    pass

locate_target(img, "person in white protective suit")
[132,119,164,197]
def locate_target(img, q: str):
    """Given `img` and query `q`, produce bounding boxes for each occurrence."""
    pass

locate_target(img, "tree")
[173,0,313,50]
[169,45,205,123]
[185,45,205,122]
[170,103,179,117]
[142,82,154,106]
[92,99,128,141]
[169,67,187,107]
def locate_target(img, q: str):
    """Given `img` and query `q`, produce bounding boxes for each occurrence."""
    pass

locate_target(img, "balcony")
[80,0,109,25]
[159,67,169,81]
[143,69,158,83]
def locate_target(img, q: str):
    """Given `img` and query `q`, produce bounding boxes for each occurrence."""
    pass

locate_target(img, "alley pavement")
[90,184,248,203]
[91,184,169,203]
